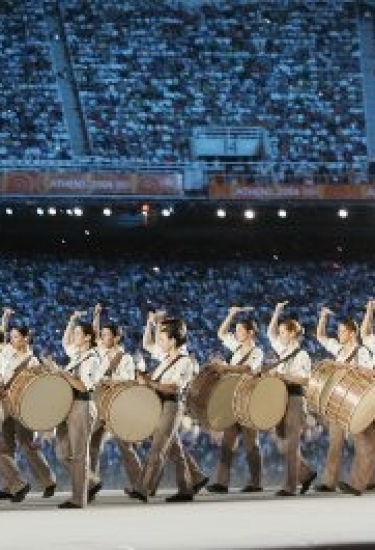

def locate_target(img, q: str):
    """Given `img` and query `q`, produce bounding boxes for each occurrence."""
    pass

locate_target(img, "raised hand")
[228,306,243,316]
[71,310,86,321]
[320,306,334,316]
[2,307,14,318]
[93,303,102,316]
[154,310,167,322]
[275,301,289,312]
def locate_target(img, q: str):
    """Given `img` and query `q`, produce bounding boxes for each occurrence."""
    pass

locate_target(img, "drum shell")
[323,367,375,434]
[306,360,347,415]
[186,365,240,431]
[6,368,73,431]
[233,374,288,430]
[94,381,162,442]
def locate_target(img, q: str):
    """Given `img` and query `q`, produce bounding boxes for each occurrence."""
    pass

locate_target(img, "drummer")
[131,315,196,502]
[315,307,372,493]
[141,311,208,502]
[88,304,143,502]
[0,323,56,503]
[56,311,102,509]
[267,301,316,496]
[335,299,375,496]
[207,306,264,494]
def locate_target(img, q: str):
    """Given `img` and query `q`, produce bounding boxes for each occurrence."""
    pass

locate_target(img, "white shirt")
[98,345,136,382]
[150,345,194,390]
[64,345,102,391]
[221,333,263,373]
[269,336,311,378]
[0,344,39,385]
[322,337,373,369]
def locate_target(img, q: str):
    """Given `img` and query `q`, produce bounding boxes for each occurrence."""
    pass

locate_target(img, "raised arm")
[267,301,288,343]
[143,312,156,354]
[92,303,102,344]
[63,310,85,351]
[0,308,14,342]
[217,306,242,341]
[361,299,375,341]
[316,307,334,347]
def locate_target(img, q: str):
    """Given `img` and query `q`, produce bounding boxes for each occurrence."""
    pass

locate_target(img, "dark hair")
[160,318,187,348]
[77,322,96,348]
[280,318,304,338]
[237,318,258,335]
[102,323,121,338]
[10,325,30,338]
[339,318,359,336]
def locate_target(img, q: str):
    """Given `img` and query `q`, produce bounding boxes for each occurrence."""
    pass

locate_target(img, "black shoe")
[193,476,209,495]
[338,482,361,496]
[206,483,228,494]
[88,482,102,503]
[165,493,194,503]
[0,490,12,500]
[11,483,31,503]
[300,472,317,495]
[58,500,82,509]
[241,484,263,493]
[126,490,147,503]
[43,483,57,498]
[275,489,295,497]
[366,483,375,491]
[315,483,336,493]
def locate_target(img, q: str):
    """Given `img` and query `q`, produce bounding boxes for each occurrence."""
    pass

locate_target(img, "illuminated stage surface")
[1,488,375,549]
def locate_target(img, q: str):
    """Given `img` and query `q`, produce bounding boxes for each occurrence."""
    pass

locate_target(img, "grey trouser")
[89,422,142,490]
[349,423,375,493]
[215,424,262,488]
[0,414,55,495]
[139,400,193,497]
[276,395,314,494]
[56,399,97,507]
[321,423,345,488]
[169,436,205,491]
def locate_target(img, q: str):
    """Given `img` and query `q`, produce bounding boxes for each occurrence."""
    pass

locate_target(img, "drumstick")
[241,306,254,311]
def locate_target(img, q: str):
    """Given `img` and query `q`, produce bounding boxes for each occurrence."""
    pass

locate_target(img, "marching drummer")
[141,311,208,502]
[56,311,102,509]
[315,307,372,494]
[130,315,198,502]
[88,304,143,502]
[334,299,375,496]
[267,301,316,497]
[207,306,264,494]
[0,323,56,502]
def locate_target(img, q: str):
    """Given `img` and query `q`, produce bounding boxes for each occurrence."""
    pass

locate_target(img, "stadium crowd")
[0,0,368,179]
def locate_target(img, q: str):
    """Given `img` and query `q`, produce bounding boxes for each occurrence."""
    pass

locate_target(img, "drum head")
[108,385,162,442]
[248,377,287,430]
[349,386,375,434]
[19,374,73,431]
[206,374,238,431]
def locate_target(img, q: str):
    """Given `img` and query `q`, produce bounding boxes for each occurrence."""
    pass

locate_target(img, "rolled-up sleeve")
[221,333,238,353]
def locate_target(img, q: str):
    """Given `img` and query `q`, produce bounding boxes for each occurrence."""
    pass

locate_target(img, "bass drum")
[186,366,240,431]
[233,374,288,430]
[95,381,162,442]
[7,368,73,431]
[322,367,375,434]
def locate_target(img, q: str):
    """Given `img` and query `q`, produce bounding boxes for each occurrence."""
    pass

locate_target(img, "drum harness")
[152,353,185,403]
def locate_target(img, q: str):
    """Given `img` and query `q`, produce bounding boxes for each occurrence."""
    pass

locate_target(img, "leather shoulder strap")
[154,354,184,382]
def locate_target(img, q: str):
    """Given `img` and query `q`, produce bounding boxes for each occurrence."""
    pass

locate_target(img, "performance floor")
[1,489,375,549]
